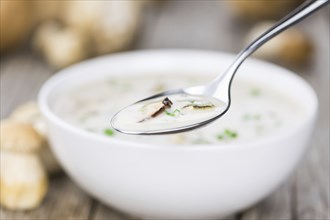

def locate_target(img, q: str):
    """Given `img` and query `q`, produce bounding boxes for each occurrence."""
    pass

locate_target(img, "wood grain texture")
[91,203,137,220]
[0,1,329,220]
[0,52,53,119]
[240,179,294,220]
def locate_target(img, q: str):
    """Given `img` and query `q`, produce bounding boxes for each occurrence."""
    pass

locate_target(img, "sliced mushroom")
[139,97,173,123]
[183,101,215,110]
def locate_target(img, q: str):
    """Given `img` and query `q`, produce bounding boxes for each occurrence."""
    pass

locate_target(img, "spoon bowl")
[111,88,229,135]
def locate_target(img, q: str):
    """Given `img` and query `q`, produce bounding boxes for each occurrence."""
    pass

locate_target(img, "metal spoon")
[111,0,328,135]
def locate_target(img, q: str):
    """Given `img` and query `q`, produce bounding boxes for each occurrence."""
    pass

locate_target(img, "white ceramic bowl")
[39,50,317,220]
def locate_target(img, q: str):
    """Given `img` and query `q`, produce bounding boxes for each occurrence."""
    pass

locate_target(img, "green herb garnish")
[242,113,261,121]
[108,79,117,85]
[224,129,238,138]
[250,88,261,97]
[254,114,261,120]
[217,129,238,141]
[165,109,182,117]
[242,114,251,121]
[104,128,115,136]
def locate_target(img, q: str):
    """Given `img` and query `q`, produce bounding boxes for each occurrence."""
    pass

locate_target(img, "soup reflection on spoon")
[111,0,328,135]
[111,94,227,134]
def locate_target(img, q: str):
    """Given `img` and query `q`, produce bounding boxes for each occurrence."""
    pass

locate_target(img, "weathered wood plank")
[91,203,137,220]
[0,52,53,119]
[239,179,294,220]
[91,203,236,220]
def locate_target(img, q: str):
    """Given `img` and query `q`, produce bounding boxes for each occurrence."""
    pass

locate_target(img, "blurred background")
[1,0,329,219]
[0,0,318,68]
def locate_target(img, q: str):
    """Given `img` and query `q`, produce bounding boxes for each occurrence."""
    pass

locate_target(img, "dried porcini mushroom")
[139,97,173,123]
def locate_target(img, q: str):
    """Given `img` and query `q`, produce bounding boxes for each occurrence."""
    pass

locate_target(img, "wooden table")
[1,1,329,219]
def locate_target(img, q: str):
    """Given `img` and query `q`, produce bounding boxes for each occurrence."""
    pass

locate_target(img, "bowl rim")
[38,49,318,151]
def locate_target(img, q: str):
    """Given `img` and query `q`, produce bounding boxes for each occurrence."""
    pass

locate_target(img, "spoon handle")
[212,0,329,101]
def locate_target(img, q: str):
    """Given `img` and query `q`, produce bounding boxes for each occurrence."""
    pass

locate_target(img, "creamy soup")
[111,93,226,133]
[52,74,305,145]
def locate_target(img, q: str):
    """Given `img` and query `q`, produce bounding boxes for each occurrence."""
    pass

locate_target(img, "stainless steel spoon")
[111,0,328,135]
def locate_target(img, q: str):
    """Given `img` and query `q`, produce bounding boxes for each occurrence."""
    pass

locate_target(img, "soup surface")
[52,74,305,145]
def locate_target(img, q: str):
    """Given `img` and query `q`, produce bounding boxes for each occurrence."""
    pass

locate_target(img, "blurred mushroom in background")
[0,101,63,211]
[33,21,89,68]
[64,1,143,55]
[245,21,313,66]
[34,1,144,68]
[225,0,303,20]
[223,0,314,67]
[0,120,48,210]
[0,1,145,69]
[0,1,33,53]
